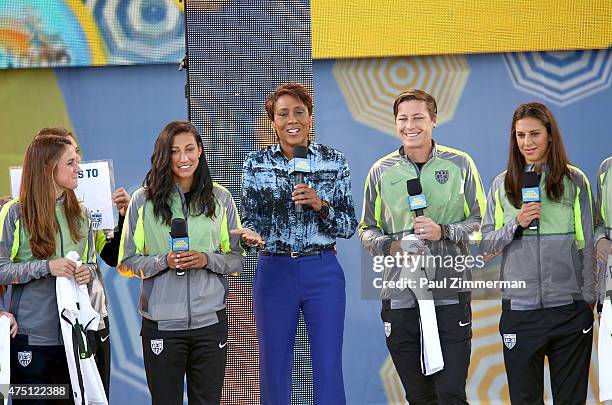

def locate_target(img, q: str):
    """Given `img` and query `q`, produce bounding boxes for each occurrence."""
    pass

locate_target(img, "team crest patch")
[151,339,164,355]
[435,170,449,184]
[384,322,391,338]
[503,334,516,350]
[18,351,32,367]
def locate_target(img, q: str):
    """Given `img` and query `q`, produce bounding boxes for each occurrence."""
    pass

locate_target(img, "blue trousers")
[254,251,346,405]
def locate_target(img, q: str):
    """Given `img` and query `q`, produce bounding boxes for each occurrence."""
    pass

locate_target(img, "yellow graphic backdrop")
[333,56,469,135]
[312,0,612,59]
[0,69,73,195]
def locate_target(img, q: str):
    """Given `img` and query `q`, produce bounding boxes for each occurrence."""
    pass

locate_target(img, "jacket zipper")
[177,186,192,330]
[537,227,543,308]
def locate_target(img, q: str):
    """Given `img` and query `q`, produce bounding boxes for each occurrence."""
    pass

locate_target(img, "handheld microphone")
[170,218,189,276]
[522,171,541,231]
[288,145,310,214]
[406,178,428,217]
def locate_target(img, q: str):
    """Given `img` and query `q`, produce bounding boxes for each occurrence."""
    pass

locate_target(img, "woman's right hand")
[517,202,541,228]
[48,258,76,278]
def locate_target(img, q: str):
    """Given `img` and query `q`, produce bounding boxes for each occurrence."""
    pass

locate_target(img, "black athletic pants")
[500,301,594,404]
[10,335,72,404]
[92,316,111,399]
[381,301,472,405]
[141,321,228,405]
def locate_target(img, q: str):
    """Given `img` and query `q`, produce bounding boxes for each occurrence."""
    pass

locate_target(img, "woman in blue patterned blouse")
[232,83,358,405]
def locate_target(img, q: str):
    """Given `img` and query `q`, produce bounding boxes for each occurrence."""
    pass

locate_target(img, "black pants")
[141,323,228,405]
[382,302,472,405]
[10,335,72,405]
[92,316,111,399]
[500,302,594,405]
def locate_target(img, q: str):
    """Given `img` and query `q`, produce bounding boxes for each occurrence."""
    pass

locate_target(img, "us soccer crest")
[18,351,32,367]
[384,322,391,338]
[151,339,164,355]
[503,334,516,349]
[435,170,449,184]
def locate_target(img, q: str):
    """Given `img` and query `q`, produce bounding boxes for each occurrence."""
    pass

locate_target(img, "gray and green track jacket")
[117,183,245,331]
[480,164,595,309]
[0,198,96,345]
[360,143,485,308]
[595,156,612,299]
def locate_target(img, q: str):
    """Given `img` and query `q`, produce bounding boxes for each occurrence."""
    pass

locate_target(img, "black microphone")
[522,171,541,231]
[170,218,189,276]
[288,145,310,214]
[406,178,428,217]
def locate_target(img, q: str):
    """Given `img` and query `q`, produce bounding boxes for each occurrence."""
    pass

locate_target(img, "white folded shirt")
[0,316,9,405]
[599,254,612,403]
[57,251,107,405]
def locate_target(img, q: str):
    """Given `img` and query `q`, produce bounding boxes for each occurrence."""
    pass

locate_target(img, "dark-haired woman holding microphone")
[481,102,595,404]
[118,121,244,404]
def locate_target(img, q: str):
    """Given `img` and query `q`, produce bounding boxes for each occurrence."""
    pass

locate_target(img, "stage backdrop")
[0,49,610,403]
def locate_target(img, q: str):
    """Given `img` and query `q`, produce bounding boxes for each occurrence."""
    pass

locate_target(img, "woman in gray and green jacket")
[0,135,95,400]
[481,102,595,404]
[118,121,244,405]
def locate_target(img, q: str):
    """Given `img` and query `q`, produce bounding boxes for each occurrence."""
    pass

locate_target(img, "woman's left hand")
[413,216,442,241]
[292,183,323,211]
[174,250,208,270]
[74,265,92,285]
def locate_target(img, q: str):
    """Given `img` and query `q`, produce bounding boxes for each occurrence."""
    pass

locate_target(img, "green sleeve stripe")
[374,182,383,229]
[81,217,91,263]
[573,186,585,249]
[494,188,504,231]
[118,205,144,264]
[0,200,22,261]
[568,164,593,225]
[0,199,18,238]
[95,230,106,254]
[11,220,20,260]
[133,206,145,254]
[220,208,230,254]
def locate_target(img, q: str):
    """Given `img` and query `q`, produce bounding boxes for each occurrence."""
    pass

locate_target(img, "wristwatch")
[319,199,330,219]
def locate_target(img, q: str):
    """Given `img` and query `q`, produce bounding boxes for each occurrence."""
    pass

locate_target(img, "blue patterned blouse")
[240,142,357,253]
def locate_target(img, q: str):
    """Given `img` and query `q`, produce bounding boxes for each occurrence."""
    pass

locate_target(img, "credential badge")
[435,170,449,184]
[18,351,32,367]
[151,339,164,355]
[503,334,516,350]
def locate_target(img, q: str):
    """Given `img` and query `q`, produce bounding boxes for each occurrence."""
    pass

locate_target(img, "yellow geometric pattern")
[380,299,602,404]
[333,56,469,136]
[312,0,612,59]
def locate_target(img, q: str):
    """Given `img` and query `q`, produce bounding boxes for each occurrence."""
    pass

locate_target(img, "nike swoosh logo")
[219,341,228,348]
[390,179,405,186]
[100,334,110,343]
[583,326,593,334]
[459,321,471,327]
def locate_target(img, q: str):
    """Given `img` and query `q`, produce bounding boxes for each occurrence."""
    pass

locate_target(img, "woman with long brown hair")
[118,121,244,404]
[31,127,129,398]
[481,102,595,403]
[0,135,96,399]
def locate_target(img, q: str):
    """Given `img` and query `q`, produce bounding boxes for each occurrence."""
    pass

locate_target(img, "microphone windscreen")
[406,178,422,196]
[170,218,188,238]
[293,145,308,159]
[523,171,539,188]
